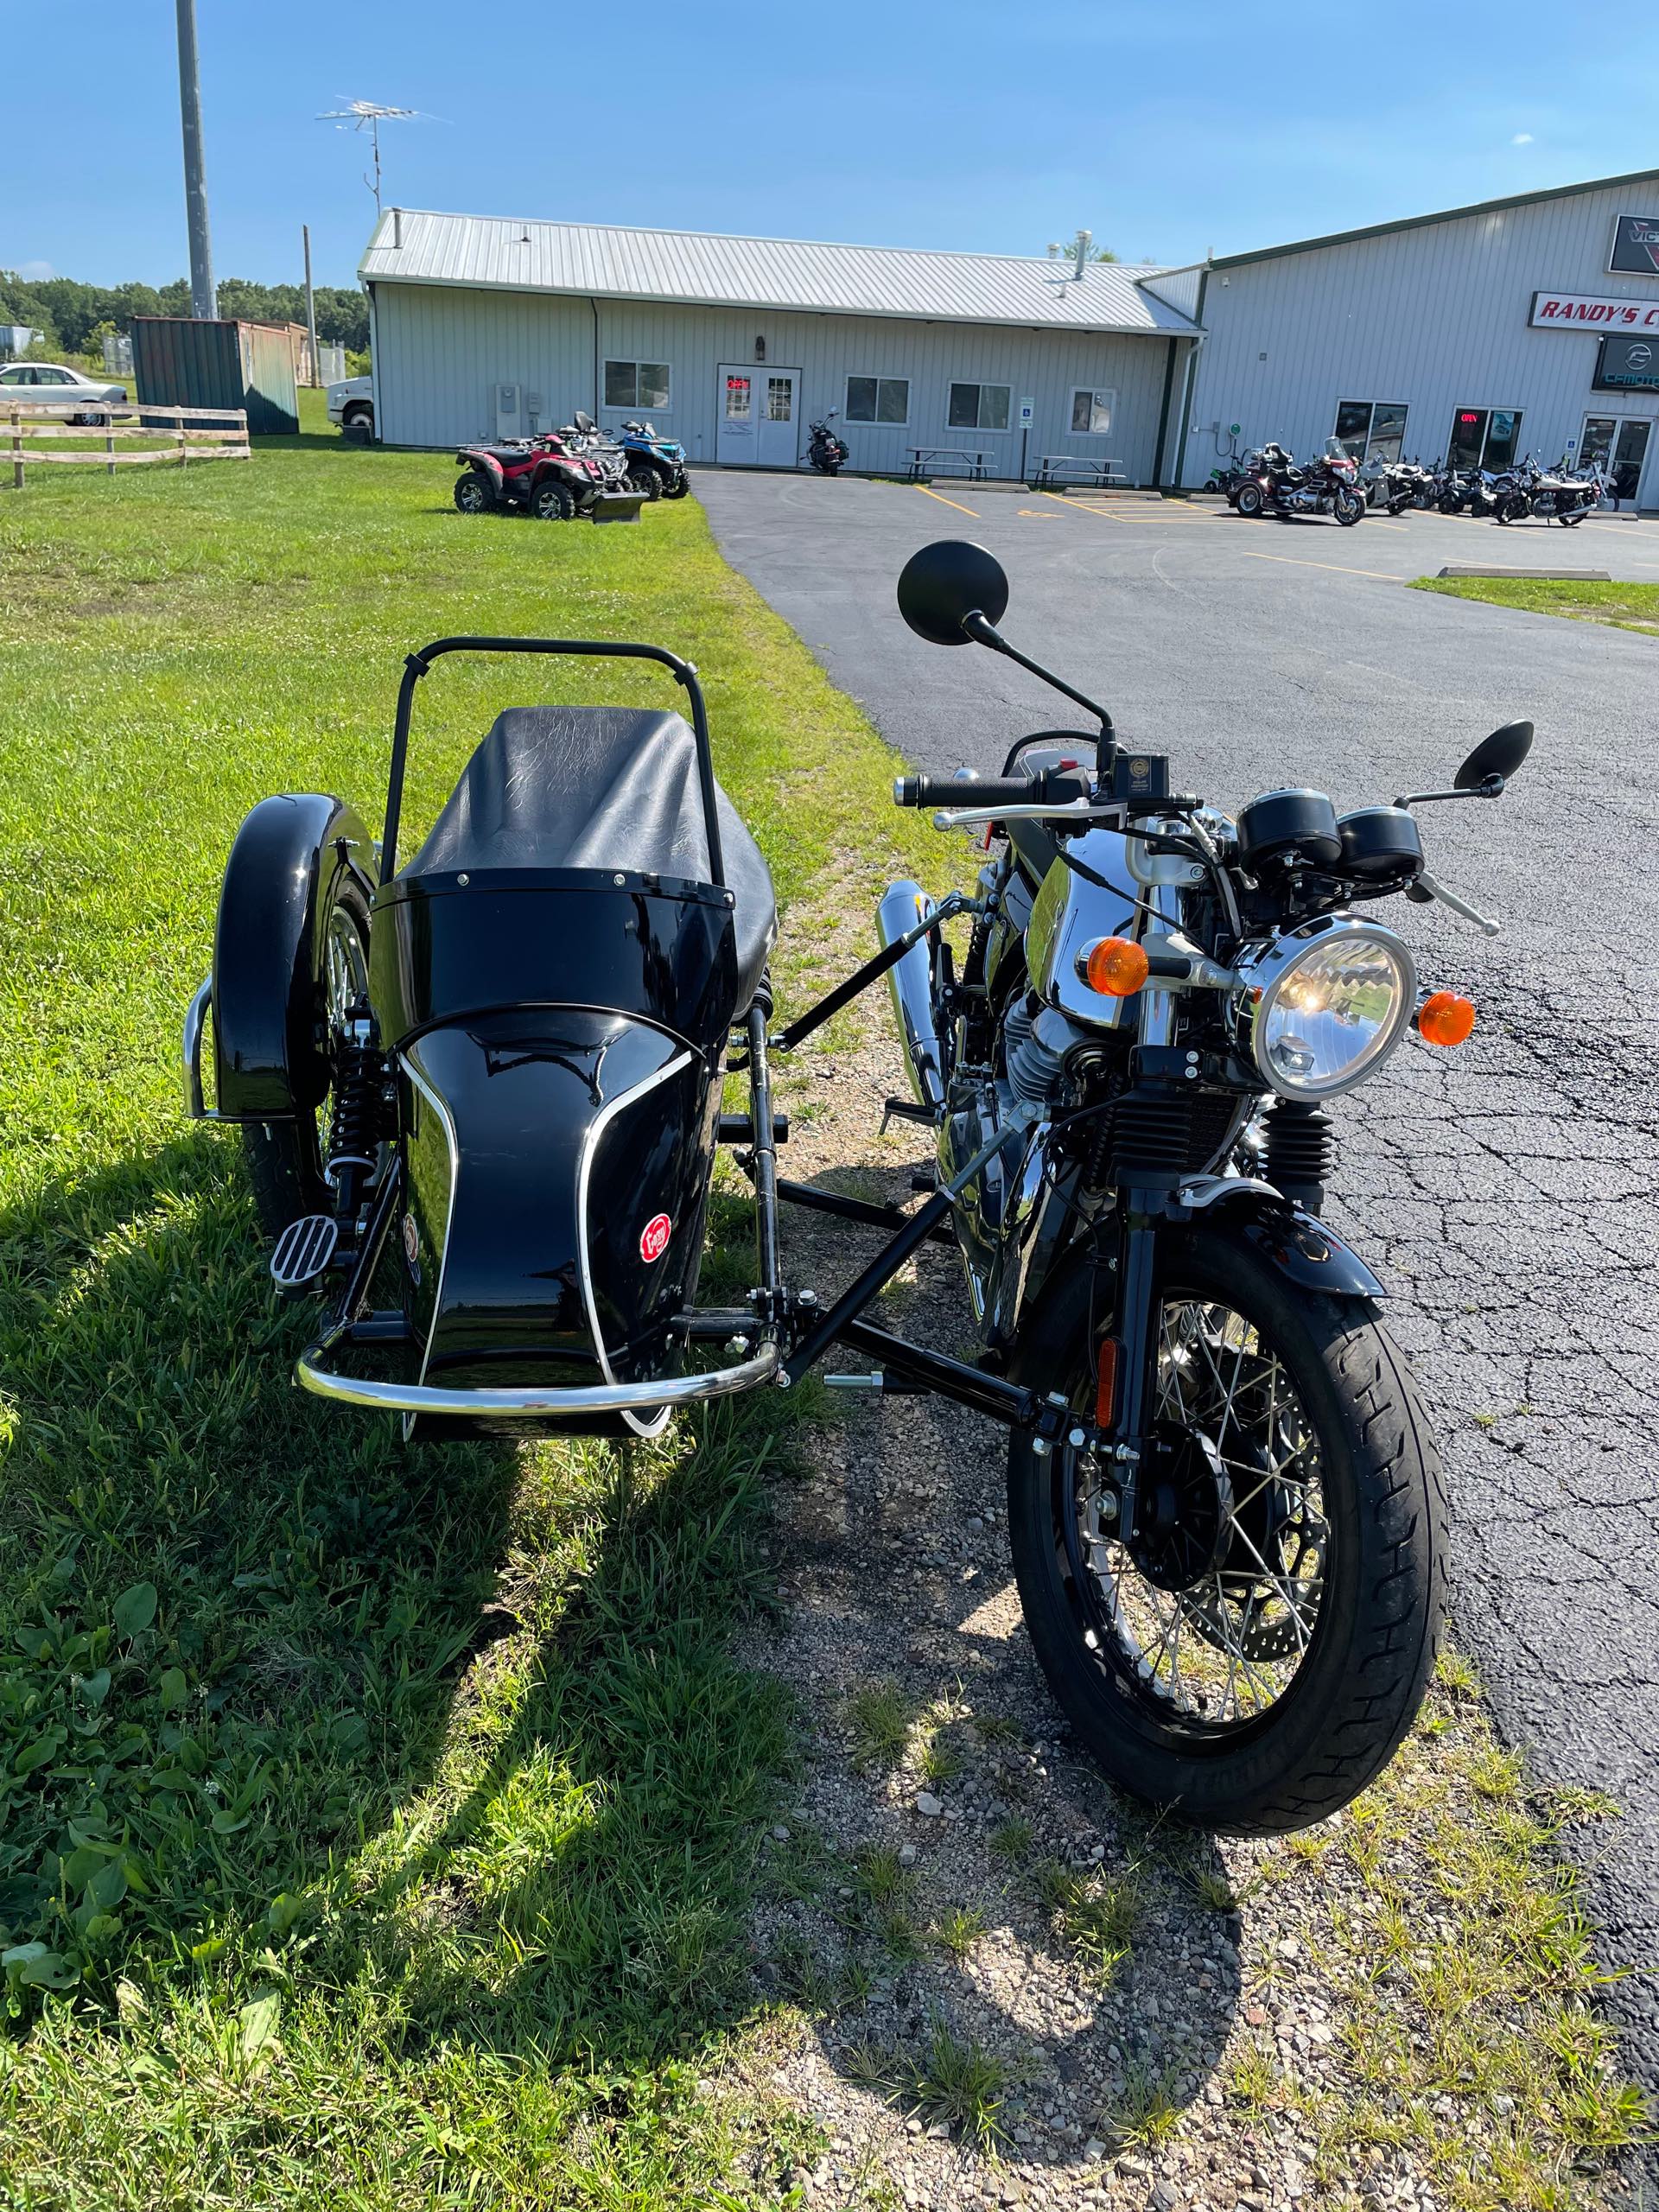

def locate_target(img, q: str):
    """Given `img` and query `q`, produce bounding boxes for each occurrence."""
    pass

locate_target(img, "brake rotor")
[1126,1422,1234,1592]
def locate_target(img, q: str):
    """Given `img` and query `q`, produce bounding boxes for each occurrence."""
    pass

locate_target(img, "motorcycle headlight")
[1232,919,1415,1098]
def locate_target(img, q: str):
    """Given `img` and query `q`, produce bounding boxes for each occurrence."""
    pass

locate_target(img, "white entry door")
[716,365,800,466]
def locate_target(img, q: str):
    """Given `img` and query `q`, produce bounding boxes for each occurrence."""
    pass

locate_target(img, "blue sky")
[9,0,1659,291]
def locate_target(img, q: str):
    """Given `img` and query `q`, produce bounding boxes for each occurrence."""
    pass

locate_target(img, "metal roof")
[1210,164,1659,270]
[359,208,1199,336]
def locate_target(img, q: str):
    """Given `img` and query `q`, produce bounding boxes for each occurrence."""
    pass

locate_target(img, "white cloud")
[17,258,55,281]
[1511,132,1534,146]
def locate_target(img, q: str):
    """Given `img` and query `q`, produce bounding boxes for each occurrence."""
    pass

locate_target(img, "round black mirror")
[897,539,1010,647]
[1455,718,1534,791]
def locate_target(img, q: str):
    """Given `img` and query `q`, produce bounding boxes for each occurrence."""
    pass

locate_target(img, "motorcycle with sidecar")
[184,543,1533,1833]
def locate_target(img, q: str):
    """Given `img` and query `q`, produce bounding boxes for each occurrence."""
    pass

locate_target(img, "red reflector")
[1095,1339,1119,1431]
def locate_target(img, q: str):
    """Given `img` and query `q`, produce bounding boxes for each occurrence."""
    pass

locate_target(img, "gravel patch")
[714,912,1640,2212]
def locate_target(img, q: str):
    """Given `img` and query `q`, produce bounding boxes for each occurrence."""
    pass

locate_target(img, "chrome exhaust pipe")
[876,880,945,1116]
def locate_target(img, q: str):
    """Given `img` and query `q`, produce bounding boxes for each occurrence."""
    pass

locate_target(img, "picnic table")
[906,446,988,481]
[1033,454,1129,491]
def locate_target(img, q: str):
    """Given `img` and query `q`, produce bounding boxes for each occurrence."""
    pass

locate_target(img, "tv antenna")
[317,99,432,210]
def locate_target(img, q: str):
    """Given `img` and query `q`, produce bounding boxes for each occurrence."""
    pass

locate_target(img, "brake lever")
[1407,869,1500,937]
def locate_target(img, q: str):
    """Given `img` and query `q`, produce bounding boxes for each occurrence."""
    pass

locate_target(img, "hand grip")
[893,769,1091,810]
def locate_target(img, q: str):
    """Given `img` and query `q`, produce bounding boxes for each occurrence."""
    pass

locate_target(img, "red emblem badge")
[639,1212,672,1263]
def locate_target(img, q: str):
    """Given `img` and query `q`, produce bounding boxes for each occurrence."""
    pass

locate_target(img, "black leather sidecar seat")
[403,705,778,1011]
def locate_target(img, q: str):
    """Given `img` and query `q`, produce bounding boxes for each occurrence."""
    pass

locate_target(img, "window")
[948,381,1011,432]
[845,374,909,425]
[723,373,752,422]
[1070,387,1116,435]
[1448,407,1522,472]
[35,367,71,385]
[1333,399,1408,463]
[765,375,793,422]
[603,359,671,411]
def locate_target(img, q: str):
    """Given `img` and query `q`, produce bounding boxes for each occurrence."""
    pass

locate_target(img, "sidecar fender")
[211,792,377,1120]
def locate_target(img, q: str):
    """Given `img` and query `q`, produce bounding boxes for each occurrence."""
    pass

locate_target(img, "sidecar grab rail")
[380,634,722,889]
[294,1329,779,1415]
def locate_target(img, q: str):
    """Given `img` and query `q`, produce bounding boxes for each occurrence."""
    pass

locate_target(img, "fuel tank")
[399,1008,720,1440]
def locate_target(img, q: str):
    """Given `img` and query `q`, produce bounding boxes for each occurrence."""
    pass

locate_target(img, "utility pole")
[175,0,216,318]
[302,224,319,385]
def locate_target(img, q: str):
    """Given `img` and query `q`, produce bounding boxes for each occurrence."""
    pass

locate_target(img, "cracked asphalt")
[698,471,1659,2106]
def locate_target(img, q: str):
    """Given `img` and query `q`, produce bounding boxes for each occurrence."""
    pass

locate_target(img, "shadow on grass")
[0,1125,795,2079]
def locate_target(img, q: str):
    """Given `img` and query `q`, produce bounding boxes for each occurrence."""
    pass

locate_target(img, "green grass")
[0,399,938,2204]
[1412,573,1659,634]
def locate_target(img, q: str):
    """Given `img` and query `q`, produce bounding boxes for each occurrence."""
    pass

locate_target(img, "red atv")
[453,432,643,523]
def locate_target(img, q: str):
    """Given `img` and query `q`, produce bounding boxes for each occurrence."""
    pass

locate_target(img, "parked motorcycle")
[452,426,643,524]
[807,410,850,476]
[1495,456,1605,526]
[1360,457,1433,515]
[617,419,690,500]
[185,537,1531,1834]
[1234,442,1364,525]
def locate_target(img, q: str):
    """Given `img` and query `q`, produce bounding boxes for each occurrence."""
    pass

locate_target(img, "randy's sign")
[1530,292,1659,330]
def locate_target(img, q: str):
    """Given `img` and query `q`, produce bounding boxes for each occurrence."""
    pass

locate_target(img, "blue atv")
[617,419,689,500]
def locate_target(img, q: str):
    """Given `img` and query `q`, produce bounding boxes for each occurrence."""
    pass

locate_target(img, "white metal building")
[359,171,1659,506]
[1171,166,1659,505]
[358,208,1201,480]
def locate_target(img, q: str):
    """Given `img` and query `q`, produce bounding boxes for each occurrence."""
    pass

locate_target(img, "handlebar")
[893,768,1092,810]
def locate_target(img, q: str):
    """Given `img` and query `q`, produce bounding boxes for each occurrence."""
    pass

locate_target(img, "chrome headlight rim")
[1233,917,1417,1100]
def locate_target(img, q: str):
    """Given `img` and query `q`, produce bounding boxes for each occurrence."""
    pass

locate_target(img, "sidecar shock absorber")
[324,1006,385,1219]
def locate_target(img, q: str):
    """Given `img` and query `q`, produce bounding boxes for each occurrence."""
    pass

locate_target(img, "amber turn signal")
[1083,936,1149,998]
[1418,990,1476,1046]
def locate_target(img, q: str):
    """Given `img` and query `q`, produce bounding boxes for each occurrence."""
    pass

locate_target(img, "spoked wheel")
[1007,1235,1445,1834]
[241,880,374,1242]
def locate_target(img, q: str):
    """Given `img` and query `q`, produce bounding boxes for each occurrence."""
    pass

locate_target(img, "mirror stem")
[1393,774,1504,808]
[962,612,1116,750]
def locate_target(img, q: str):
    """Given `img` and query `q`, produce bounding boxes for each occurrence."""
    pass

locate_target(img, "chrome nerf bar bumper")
[294,1326,782,1415]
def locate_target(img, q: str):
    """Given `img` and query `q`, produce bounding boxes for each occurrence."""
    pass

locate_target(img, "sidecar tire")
[1006,1237,1446,1835]
[239,876,372,1243]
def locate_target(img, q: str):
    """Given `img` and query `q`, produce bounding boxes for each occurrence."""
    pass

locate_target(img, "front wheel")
[626,463,663,501]
[1333,487,1363,525]
[661,471,690,499]
[530,478,576,521]
[1006,1234,1445,1834]
[1496,494,1527,524]
[1437,493,1462,515]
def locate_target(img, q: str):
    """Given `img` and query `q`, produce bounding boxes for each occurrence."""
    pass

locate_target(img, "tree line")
[0,272,371,357]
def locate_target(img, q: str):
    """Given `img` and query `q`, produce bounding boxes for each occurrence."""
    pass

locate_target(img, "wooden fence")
[7,401,251,488]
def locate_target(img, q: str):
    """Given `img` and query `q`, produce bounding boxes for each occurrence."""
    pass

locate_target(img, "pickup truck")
[326,374,373,435]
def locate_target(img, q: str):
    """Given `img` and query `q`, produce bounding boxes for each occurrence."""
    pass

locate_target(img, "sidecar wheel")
[241,880,373,1242]
[1006,1236,1445,1834]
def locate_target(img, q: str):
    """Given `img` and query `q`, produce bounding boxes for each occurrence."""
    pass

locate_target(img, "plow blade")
[591,492,645,524]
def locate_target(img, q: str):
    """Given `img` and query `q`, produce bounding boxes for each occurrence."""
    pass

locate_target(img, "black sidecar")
[188,639,778,1438]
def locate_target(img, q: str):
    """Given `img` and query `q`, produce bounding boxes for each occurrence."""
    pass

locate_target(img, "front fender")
[1180,1185,1386,1300]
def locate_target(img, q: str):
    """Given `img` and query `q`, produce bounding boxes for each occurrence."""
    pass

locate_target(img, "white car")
[327,375,373,435]
[0,360,130,424]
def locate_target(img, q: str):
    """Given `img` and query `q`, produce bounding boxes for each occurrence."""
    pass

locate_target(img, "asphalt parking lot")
[699,470,1659,2093]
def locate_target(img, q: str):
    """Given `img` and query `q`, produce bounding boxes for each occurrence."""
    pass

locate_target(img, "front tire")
[626,462,663,500]
[1334,487,1363,525]
[662,471,690,499]
[530,478,576,521]
[1006,1235,1445,1834]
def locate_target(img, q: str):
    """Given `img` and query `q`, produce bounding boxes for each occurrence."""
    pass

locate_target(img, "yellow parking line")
[1238,550,1401,582]
[1367,518,1408,531]
[916,484,980,518]
[1044,492,1213,522]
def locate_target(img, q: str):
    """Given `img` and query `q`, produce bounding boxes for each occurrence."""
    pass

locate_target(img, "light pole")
[175,0,216,318]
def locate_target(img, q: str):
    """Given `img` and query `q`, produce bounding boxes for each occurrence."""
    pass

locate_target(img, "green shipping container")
[130,316,299,435]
